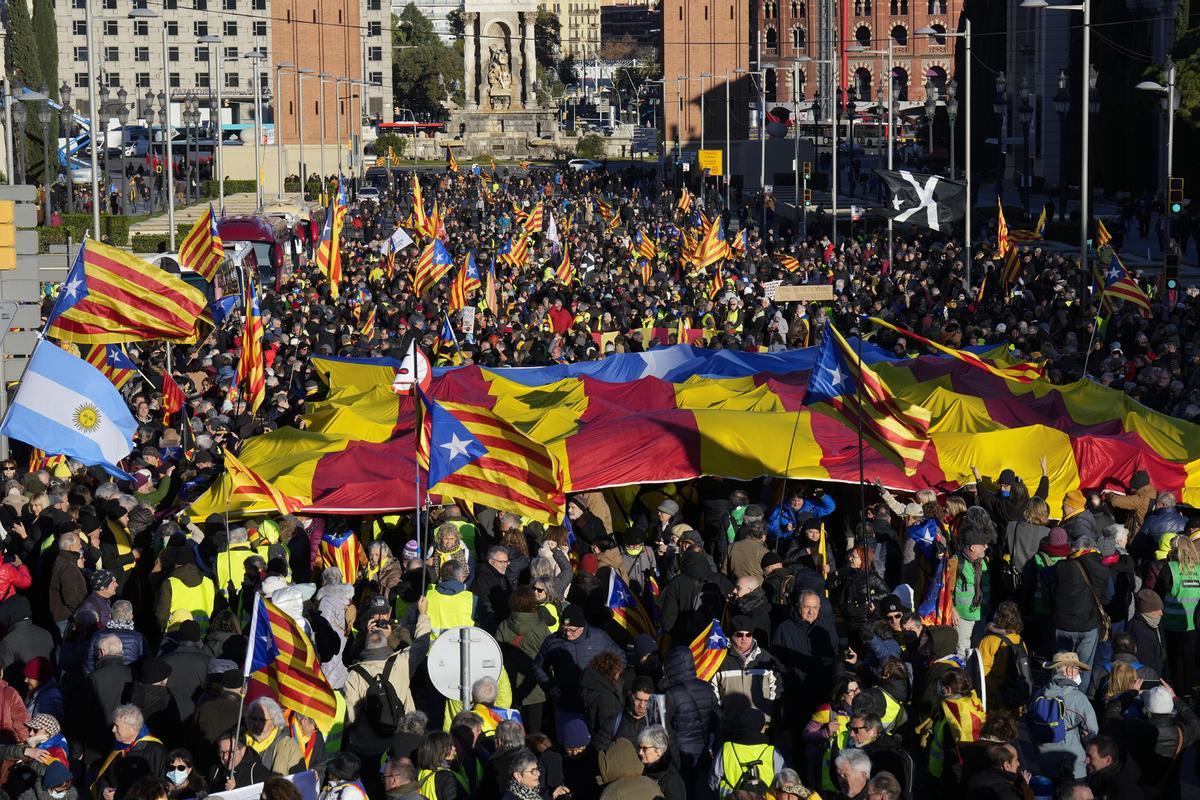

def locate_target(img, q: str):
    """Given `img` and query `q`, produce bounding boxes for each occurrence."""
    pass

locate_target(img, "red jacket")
[0,681,28,744]
[548,307,574,333]
[0,562,31,603]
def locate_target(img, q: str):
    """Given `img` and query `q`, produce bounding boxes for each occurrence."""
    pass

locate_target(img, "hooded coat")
[660,647,716,757]
[314,582,354,690]
[597,739,663,800]
[579,666,624,751]
[659,551,730,644]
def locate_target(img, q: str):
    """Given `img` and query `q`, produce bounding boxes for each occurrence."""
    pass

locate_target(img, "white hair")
[471,676,499,705]
[97,634,124,657]
[113,704,144,729]
[834,748,872,776]
[247,697,286,731]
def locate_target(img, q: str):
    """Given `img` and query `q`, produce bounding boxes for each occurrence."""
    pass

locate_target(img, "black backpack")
[352,653,404,736]
[994,635,1033,707]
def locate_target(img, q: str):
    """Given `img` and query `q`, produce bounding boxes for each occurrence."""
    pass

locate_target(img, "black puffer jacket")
[659,552,730,644]
[1052,552,1113,632]
[661,647,716,757]
[579,666,623,751]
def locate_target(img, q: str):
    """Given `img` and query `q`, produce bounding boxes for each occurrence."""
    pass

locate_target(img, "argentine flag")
[1,340,137,475]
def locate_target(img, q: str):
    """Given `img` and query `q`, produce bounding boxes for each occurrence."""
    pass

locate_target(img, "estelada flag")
[320,529,363,583]
[245,595,339,734]
[177,203,225,281]
[45,239,207,344]
[690,619,730,682]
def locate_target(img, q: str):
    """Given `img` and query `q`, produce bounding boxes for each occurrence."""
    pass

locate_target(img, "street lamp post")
[199,34,223,211]
[1023,0,1091,285]
[946,78,959,178]
[37,94,50,222]
[1137,61,1177,252]
[274,64,288,198]
[736,67,769,236]
[1018,83,1033,214]
[924,78,937,166]
[59,81,73,213]
[918,22,972,287]
[1054,70,1070,222]
[116,89,128,214]
[130,6,175,246]
[847,42,894,263]
[297,68,314,195]
[318,72,331,193]
[992,71,1007,208]
[11,95,25,188]
[245,50,266,211]
[144,91,157,213]
[84,0,101,234]
[1087,65,1100,247]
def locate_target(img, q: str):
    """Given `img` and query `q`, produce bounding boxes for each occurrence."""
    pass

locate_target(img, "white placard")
[461,306,476,336]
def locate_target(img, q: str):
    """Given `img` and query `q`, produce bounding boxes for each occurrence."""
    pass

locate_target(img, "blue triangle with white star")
[47,244,90,324]
[418,389,488,488]
[803,321,857,405]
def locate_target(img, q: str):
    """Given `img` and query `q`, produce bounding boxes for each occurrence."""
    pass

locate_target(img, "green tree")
[7,0,41,90]
[31,0,56,101]
[535,9,561,72]
[576,133,604,159]
[392,3,463,115]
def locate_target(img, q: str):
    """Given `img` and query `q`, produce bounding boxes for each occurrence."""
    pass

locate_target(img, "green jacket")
[495,610,551,706]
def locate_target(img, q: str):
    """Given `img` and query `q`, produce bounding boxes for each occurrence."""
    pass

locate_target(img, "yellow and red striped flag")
[707,264,725,299]
[1099,247,1151,317]
[177,203,224,281]
[360,306,376,338]
[1096,218,1112,250]
[320,529,363,583]
[450,252,481,310]
[446,147,459,173]
[804,321,932,475]
[223,449,305,515]
[411,174,429,238]
[868,317,1045,383]
[313,194,344,299]
[161,369,186,422]
[245,595,339,734]
[85,344,135,390]
[996,199,1011,259]
[485,255,498,315]
[413,240,454,296]
[677,186,693,213]
[689,619,730,682]
[416,392,564,523]
[555,246,574,285]
[45,239,207,344]
[523,201,544,235]
[237,277,266,413]
[779,254,801,273]
[693,215,728,271]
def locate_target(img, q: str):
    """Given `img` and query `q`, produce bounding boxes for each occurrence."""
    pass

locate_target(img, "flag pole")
[854,325,867,532]
[234,590,260,751]
[410,339,427,596]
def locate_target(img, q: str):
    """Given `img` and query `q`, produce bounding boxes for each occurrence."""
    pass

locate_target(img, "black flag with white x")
[874,169,966,232]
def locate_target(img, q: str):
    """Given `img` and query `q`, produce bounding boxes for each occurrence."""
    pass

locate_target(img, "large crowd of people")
[5,162,1200,800]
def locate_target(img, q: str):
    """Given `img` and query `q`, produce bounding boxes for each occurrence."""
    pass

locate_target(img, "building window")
[927,0,946,11]
[134,20,148,35]
[73,46,88,62]
[197,73,210,88]
[102,0,116,8]
[166,21,178,35]
[765,27,777,51]
[368,46,382,61]
[195,46,209,62]
[225,46,238,59]
[72,0,84,8]
[103,20,117,35]
[368,21,381,36]
[253,21,266,36]
[75,72,89,89]
[889,0,907,12]
[104,46,119,62]
[792,27,805,48]
[169,46,179,61]
[337,9,342,22]
[891,24,907,45]
[791,1,806,16]
[170,72,181,88]
[855,25,870,46]
[225,73,240,88]
[136,73,151,88]
[135,46,150,62]
[252,0,265,9]
[928,23,946,44]
[194,21,208,37]
[224,21,237,36]
[72,20,86,35]
[367,0,380,9]
[286,10,291,21]
[107,73,121,87]
[194,0,207,9]
[164,0,176,7]
[224,0,237,8]
[369,71,383,85]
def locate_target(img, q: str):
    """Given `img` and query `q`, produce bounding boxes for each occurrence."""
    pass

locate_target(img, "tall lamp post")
[274,63,290,198]
[145,91,158,213]
[1022,0,1092,282]
[318,72,332,191]
[1087,65,1100,242]
[946,78,959,178]
[924,78,937,166]
[917,22,973,288]
[846,42,894,262]
[115,89,129,215]
[1018,82,1033,214]
[992,71,1007,205]
[130,5,175,246]
[1137,61,1177,252]
[246,50,266,210]
[1053,70,1070,222]
[198,34,223,211]
[59,81,73,213]
[11,97,25,187]
[37,94,50,221]
[735,67,769,236]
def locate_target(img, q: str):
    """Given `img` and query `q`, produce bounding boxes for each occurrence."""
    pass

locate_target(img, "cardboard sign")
[774,284,835,302]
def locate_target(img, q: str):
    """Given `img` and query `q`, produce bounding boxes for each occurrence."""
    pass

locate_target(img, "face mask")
[1000,489,1011,498]
[167,769,190,786]
[26,733,46,747]
[1071,673,1083,686]
[49,791,66,800]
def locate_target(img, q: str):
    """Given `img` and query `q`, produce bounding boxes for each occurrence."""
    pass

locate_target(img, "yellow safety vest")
[426,590,474,635]
[543,602,561,634]
[167,574,217,635]
[216,544,260,591]
[719,741,776,797]
[417,765,468,800]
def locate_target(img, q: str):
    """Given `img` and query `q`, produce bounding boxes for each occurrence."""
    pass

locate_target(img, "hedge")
[283,179,325,197]
[200,179,258,198]
[37,214,131,252]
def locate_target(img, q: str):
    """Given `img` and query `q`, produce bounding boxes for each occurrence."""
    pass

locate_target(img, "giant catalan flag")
[177,203,225,281]
[45,239,207,344]
[190,340,1200,520]
[869,317,1044,383]
[245,594,339,734]
[223,449,305,514]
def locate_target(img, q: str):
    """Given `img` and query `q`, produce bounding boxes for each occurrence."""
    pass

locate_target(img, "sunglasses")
[732,631,753,638]
[169,763,190,770]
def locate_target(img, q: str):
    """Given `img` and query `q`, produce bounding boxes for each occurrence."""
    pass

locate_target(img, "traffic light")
[1165,251,1181,291]
[803,189,813,207]
[802,161,812,180]
[1170,177,1185,216]
[0,201,15,271]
